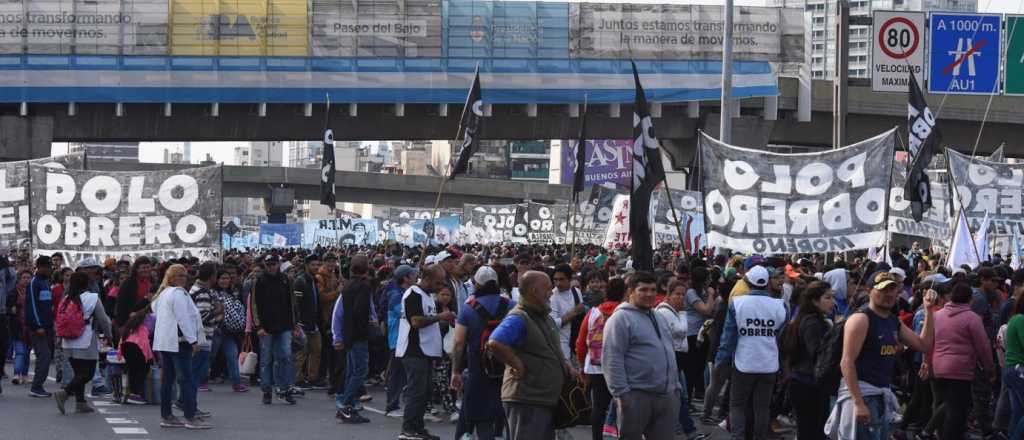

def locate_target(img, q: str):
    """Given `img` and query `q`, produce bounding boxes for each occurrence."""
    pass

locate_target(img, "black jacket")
[342,276,372,346]
[293,272,320,331]
[791,314,829,380]
[116,277,150,326]
[253,272,294,334]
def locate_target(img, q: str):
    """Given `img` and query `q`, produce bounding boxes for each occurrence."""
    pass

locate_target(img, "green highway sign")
[1006,16,1024,95]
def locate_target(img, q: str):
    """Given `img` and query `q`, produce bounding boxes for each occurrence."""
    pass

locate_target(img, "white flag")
[947,209,980,270]
[974,211,991,263]
[1012,228,1022,270]
[604,195,632,250]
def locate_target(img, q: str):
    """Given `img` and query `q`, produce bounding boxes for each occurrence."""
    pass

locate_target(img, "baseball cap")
[280,261,293,272]
[77,257,100,268]
[743,255,764,270]
[888,267,907,281]
[425,255,437,266]
[394,265,419,282]
[873,272,899,291]
[745,266,769,288]
[435,251,455,262]
[474,266,498,285]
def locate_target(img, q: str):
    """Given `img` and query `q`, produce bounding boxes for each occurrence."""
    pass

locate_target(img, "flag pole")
[569,94,588,259]
[659,179,688,258]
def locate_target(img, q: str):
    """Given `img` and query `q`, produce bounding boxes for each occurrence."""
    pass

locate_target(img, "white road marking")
[362,405,386,415]
[112,427,148,435]
[105,417,138,424]
[97,408,128,414]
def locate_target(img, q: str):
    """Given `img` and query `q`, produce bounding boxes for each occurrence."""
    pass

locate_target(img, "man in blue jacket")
[27,255,54,397]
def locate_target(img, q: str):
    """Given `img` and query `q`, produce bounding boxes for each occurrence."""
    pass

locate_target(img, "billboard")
[0,0,169,55]
[560,140,631,188]
[170,0,308,56]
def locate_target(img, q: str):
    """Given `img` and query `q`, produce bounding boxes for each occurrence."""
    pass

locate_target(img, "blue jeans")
[678,371,697,435]
[211,334,241,385]
[192,349,210,392]
[259,331,292,393]
[12,340,28,375]
[856,394,890,440]
[159,346,196,420]
[336,341,368,409]
[1005,365,1024,440]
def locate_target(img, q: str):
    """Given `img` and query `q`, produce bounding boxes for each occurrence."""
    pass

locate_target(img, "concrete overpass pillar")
[0,116,53,161]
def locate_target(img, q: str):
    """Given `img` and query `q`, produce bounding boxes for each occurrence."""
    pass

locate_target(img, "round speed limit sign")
[878,16,920,59]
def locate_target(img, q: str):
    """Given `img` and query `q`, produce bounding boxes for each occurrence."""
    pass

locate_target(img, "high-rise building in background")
[68,142,140,163]
[772,0,976,79]
[509,140,550,182]
[430,140,510,180]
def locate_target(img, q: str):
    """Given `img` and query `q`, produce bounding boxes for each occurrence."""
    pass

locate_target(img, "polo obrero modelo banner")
[947,149,1024,235]
[524,202,570,245]
[29,163,222,261]
[699,129,896,254]
[0,152,85,252]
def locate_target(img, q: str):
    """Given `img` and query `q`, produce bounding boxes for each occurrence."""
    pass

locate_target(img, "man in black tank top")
[837,272,936,440]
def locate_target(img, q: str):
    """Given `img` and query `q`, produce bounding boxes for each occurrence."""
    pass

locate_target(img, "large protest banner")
[700,130,895,254]
[29,164,222,261]
[947,149,1024,237]
[524,202,570,245]
[381,207,462,242]
[0,153,85,252]
[258,223,303,248]
[568,184,619,245]
[400,215,463,246]
[304,218,379,248]
[603,194,631,249]
[887,166,950,242]
[463,204,527,245]
[653,189,706,252]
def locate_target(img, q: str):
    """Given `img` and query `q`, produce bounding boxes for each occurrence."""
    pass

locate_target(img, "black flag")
[905,72,941,222]
[449,67,483,180]
[629,61,666,271]
[320,128,336,207]
[572,99,588,202]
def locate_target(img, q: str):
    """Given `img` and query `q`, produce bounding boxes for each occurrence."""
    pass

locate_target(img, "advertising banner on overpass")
[29,164,223,261]
[0,0,168,55]
[560,140,632,188]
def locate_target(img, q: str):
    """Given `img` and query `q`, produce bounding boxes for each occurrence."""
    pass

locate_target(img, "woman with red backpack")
[54,272,112,415]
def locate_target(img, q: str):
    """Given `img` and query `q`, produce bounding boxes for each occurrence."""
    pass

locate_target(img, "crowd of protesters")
[0,241,1023,440]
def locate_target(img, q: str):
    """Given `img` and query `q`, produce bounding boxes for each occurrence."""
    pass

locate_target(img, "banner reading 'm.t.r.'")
[700,130,895,254]
[29,164,223,261]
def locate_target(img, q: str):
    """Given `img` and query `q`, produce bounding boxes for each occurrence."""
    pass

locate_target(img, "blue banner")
[302,218,379,248]
[258,223,303,248]
[928,13,1001,95]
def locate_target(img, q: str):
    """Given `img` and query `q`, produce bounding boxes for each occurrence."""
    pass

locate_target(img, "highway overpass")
[3,77,1020,168]
[87,160,573,209]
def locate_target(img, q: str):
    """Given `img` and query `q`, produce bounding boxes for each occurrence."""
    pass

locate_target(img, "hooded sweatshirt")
[822,268,849,316]
[933,302,994,381]
[601,302,680,397]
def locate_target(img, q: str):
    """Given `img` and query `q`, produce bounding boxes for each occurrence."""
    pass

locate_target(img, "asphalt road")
[1,365,737,440]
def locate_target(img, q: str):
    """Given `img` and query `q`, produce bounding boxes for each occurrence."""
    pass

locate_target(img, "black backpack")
[469,296,511,379]
[813,309,866,393]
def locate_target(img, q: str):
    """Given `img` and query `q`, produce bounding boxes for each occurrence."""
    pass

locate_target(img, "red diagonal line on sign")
[942,38,987,75]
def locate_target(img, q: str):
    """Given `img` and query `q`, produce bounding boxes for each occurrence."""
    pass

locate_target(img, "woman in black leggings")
[119,309,153,404]
[55,271,113,415]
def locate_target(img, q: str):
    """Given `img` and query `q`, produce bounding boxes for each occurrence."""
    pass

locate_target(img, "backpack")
[813,309,865,392]
[567,287,584,352]
[220,292,246,334]
[586,308,610,367]
[469,296,511,379]
[55,296,88,339]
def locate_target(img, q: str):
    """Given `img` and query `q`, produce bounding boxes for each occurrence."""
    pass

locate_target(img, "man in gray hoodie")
[602,270,680,440]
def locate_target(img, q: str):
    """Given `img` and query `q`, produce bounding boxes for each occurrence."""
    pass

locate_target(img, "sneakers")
[288,386,306,397]
[276,390,296,405]
[232,383,249,393]
[29,387,52,398]
[309,381,327,390]
[398,430,441,440]
[161,416,186,428]
[54,390,68,415]
[184,418,212,430]
[194,409,212,419]
[262,391,272,405]
[91,385,112,396]
[424,412,444,423]
[385,408,404,418]
[602,425,619,438]
[336,407,370,424]
[359,393,372,402]
[125,394,147,405]
[295,380,312,390]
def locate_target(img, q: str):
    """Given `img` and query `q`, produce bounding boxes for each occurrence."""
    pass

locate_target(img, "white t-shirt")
[548,287,581,361]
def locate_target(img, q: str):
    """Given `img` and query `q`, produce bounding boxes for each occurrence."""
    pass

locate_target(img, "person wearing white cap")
[713,265,787,440]
[449,265,513,440]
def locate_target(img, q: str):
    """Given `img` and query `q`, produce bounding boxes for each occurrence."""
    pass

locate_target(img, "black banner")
[700,130,895,254]
[464,203,526,244]
[0,153,85,252]
[525,202,570,245]
[29,164,223,261]
[906,72,941,222]
[320,129,336,207]
[888,166,950,242]
[567,184,619,245]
